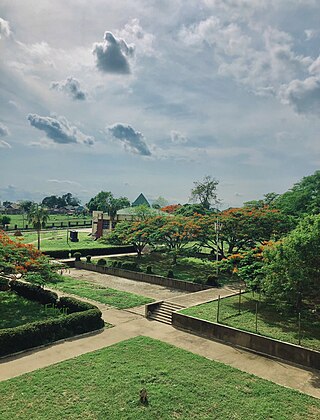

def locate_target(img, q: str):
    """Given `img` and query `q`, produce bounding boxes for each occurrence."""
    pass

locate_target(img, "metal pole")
[215,219,219,277]
[298,312,301,345]
[238,289,241,314]
[217,295,220,323]
[255,302,258,333]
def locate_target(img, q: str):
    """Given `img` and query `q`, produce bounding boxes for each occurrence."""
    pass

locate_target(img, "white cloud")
[47,179,81,186]
[280,76,320,116]
[118,19,155,57]
[107,123,151,156]
[170,130,188,144]
[93,32,135,74]
[0,17,11,39]
[27,114,94,145]
[0,140,11,149]
[0,122,10,137]
[51,77,86,100]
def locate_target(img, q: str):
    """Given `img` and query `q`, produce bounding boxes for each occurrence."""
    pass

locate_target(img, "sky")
[0,0,320,208]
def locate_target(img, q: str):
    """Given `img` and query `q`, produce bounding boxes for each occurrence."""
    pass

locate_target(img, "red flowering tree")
[161,204,181,214]
[0,231,51,278]
[196,207,293,258]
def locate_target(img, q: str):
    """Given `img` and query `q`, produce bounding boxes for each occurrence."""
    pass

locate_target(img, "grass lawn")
[47,275,153,309]
[181,293,320,351]
[8,230,113,252]
[108,252,230,284]
[0,291,63,329]
[0,336,319,420]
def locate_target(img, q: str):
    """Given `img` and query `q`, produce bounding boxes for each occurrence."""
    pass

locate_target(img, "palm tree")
[27,204,49,250]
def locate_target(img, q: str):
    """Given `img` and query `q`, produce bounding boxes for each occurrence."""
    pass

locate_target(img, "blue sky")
[0,0,320,208]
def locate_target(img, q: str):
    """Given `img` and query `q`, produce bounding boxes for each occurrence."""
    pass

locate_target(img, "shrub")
[0,309,104,357]
[9,280,58,305]
[44,245,135,259]
[86,255,92,263]
[112,261,118,267]
[146,265,153,274]
[167,270,174,278]
[121,262,140,272]
[194,278,206,285]
[57,296,97,313]
[206,275,220,287]
[117,261,122,268]
[97,258,107,266]
[74,252,82,261]
[0,276,9,291]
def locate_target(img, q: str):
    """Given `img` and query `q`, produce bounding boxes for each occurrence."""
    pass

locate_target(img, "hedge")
[57,296,97,313]
[10,280,58,305]
[0,309,104,357]
[44,245,135,259]
[0,281,105,357]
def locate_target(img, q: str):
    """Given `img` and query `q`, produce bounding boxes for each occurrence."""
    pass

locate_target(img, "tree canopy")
[263,214,320,310]
[190,175,219,210]
[87,191,130,220]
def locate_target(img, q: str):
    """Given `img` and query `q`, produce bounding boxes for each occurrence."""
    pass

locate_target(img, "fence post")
[217,295,220,323]
[298,312,301,345]
[238,289,241,314]
[255,302,258,333]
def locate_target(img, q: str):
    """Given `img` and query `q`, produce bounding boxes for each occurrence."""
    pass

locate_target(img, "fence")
[4,220,92,232]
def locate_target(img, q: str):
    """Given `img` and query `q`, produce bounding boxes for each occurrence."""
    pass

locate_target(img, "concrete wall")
[75,261,211,292]
[172,312,320,370]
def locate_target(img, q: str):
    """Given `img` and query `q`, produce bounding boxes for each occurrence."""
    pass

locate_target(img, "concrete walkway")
[1,296,319,399]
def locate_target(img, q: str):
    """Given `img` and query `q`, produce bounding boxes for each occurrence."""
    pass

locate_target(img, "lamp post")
[214,219,221,277]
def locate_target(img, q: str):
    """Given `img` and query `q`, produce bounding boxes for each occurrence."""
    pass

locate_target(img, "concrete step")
[149,313,172,325]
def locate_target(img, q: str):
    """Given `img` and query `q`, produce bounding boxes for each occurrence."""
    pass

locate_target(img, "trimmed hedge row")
[10,280,58,304]
[44,245,135,259]
[57,296,97,313]
[0,280,104,357]
[0,309,104,357]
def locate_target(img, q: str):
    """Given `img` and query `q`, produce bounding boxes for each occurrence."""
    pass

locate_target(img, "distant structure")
[92,193,163,239]
[132,193,150,207]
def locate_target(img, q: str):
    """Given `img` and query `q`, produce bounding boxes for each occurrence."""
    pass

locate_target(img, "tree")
[196,207,293,258]
[263,214,320,310]
[175,203,211,217]
[87,191,130,225]
[273,171,320,217]
[190,175,219,210]
[27,204,49,250]
[62,193,80,207]
[0,231,46,275]
[20,200,34,228]
[1,216,10,227]
[152,196,169,209]
[105,218,162,256]
[161,204,181,214]
[150,216,201,263]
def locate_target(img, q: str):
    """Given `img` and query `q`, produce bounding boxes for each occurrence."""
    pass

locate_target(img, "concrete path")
[168,286,235,307]
[1,300,319,399]
[65,268,188,301]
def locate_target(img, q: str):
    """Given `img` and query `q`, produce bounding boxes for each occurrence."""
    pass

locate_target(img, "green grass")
[108,252,228,284]
[0,336,319,419]
[8,230,113,252]
[0,291,63,329]
[181,293,320,351]
[47,275,153,309]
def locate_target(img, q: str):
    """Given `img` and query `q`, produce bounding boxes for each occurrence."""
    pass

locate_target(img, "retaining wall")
[172,312,320,370]
[75,261,211,292]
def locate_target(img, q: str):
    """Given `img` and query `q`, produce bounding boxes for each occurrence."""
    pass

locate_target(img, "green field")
[0,291,62,329]
[47,275,153,309]
[8,230,112,252]
[0,336,319,419]
[181,293,320,351]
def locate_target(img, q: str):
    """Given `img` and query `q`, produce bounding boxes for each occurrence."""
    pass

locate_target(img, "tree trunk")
[37,229,40,250]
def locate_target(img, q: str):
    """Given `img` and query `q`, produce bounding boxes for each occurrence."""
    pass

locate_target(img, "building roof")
[132,193,150,207]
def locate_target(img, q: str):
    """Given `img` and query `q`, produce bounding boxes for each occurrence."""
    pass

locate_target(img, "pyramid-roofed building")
[131,193,150,207]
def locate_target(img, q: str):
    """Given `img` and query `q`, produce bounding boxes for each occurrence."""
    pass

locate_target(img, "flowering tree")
[161,204,181,214]
[196,207,293,258]
[0,231,51,279]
